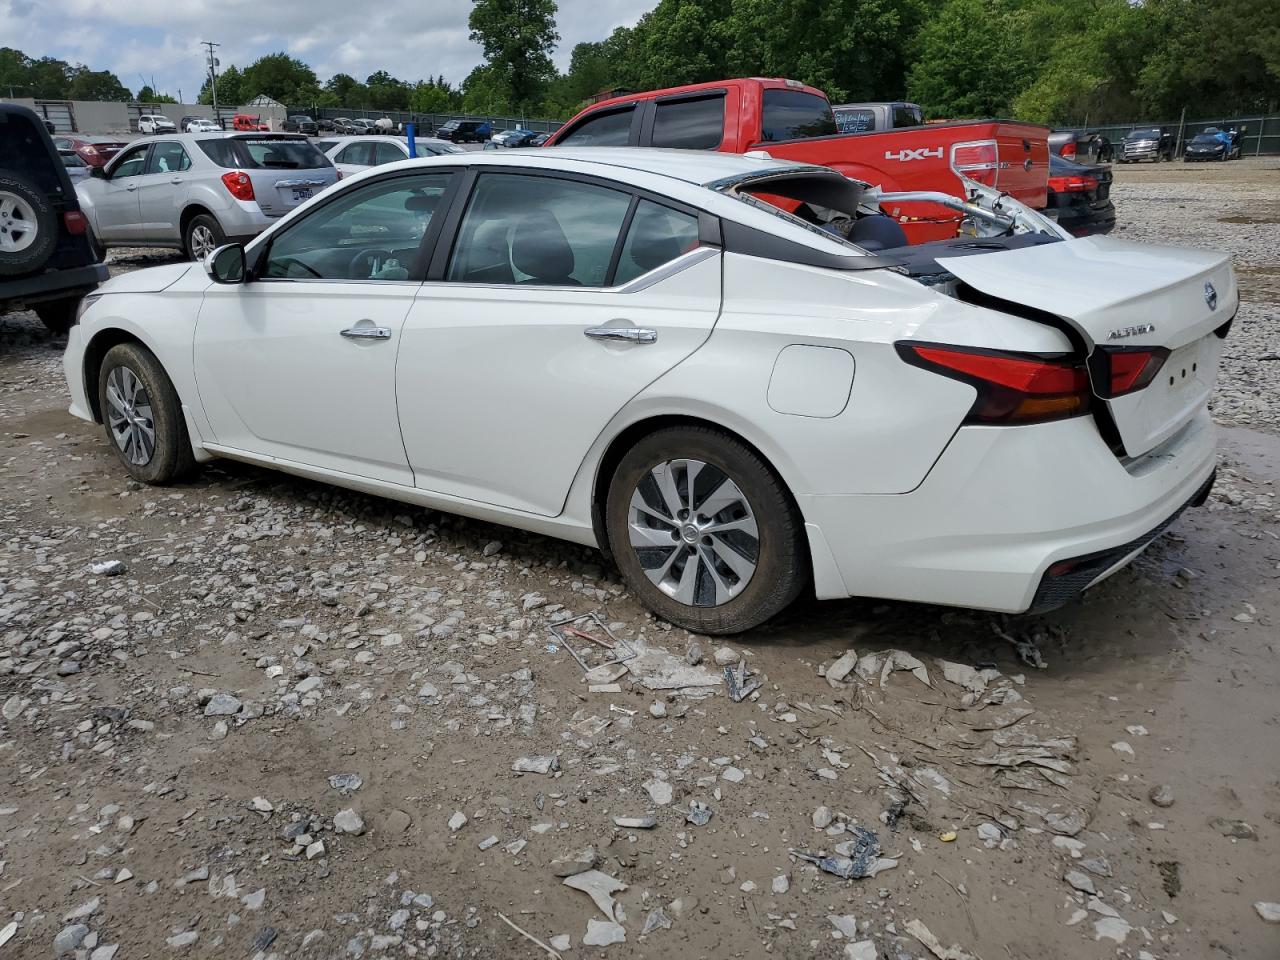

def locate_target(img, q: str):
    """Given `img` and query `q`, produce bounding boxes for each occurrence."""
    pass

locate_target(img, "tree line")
[4,0,1277,125]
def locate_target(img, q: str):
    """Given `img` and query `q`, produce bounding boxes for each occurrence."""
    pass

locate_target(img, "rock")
[829,915,858,938]
[550,846,599,877]
[1111,741,1134,758]
[203,693,241,716]
[643,778,673,805]
[328,773,363,792]
[826,650,859,686]
[772,874,790,894]
[241,889,266,911]
[582,920,626,946]
[54,924,90,955]
[1080,857,1112,878]
[549,935,571,951]
[478,835,499,850]
[305,839,325,859]
[249,796,273,813]
[641,906,672,935]
[845,942,878,960]
[89,947,119,960]
[294,676,323,694]
[613,815,657,829]
[649,701,666,718]
[64,897,100,921]
[334,808,365,835]
[1065,870,1097,895]
[89,560,127,576]
[1093,917,1132,943]
[721,766,745,783]
[563,869,627,920]
[977,823,1001,846]
[685,641,703,665]
[668,896,699,919]
[712,646,739,666]
[1210,817,1258,840]
[165,931,199,949]
[1149,784,1175,808]
[1254,902,1280,923]
[384,808,412,833]
[686,800,712,826]
[251,928,277,952]
[813,806,834,830]
[512,755,558,775]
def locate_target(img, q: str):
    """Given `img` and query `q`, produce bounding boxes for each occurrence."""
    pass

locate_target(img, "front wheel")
[97,342,196,484]
[605,426,808,635]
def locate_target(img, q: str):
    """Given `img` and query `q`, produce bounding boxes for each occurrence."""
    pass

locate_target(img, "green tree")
[468,0,559,111]
[66,67,130,101]
[198,64,245,106]
[906,0,1034,117]
[365,70,411,110]
[411,77,460,113]
[322,72,365,107]
[461,63,514,115]
[135,84,178,104]
[240,52,321,105]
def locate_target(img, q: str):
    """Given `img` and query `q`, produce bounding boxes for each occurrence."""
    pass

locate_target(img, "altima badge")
[1107,324,1156,341]
[1204,282,1218,310]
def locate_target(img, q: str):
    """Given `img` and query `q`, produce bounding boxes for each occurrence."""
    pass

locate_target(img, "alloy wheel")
[189,224,217,260]
[0,190,38,254]
[105,365,156,465]
[627,458,759,606]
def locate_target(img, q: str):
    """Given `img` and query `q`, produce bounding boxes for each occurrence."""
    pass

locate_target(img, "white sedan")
[318,134,464,178]
[62,149,1234,634]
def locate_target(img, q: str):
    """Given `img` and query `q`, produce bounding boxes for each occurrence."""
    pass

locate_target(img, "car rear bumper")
[2,262,107,307]
[799,408,1217,612]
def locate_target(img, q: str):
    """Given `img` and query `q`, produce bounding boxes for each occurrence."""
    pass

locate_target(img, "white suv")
[138,114,177,134]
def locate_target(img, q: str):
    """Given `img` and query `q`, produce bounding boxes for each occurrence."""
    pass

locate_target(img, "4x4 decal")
[884,147,943,162]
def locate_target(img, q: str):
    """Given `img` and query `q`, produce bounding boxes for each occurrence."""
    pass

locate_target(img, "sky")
[1,0,646,101]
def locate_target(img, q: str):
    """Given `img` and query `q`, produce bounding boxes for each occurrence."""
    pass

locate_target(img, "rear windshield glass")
[760,90,837,141]
[893,105,923,128]
[198,138,331,169]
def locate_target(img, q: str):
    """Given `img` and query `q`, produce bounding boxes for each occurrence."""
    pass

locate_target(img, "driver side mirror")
[205,243,247,284]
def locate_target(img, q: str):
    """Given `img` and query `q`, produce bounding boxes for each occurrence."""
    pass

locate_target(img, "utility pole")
[202,41,221,127]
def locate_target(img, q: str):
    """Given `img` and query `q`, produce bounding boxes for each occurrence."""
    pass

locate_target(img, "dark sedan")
[1183,128,1240,162]
[1046,153,1115,237]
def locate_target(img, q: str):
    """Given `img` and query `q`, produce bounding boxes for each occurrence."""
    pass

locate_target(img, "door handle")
[169,177,182,184]
[340,325,392,340]
[125,183,137,191]
[584,325,658,345]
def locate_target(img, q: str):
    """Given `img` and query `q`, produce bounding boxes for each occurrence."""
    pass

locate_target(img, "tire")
[97,342,196,484]
[605,426,808,635]
[34,297,80,334]
[183,213,225,262]
[0,171,57,277]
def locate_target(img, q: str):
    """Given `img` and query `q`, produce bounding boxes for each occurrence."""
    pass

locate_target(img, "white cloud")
[2,0,648,106]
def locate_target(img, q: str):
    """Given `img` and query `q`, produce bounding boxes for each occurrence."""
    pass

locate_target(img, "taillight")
[63,211,88,235]
[897,342,1090,425]
[950,139,999,187]
[1060,142,1076,159]
[1048,174,1098,193]
[1089,346,1169,398]
[81,144,98,156]
[221,170,255,201]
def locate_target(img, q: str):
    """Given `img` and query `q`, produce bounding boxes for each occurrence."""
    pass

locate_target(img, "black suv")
[1,104,106,333]
[437,119,492,143]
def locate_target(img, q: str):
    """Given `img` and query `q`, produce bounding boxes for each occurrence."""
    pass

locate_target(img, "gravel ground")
[1,162,1278,960]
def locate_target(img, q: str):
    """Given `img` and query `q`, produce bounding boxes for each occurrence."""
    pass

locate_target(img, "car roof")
[508,146,820,186]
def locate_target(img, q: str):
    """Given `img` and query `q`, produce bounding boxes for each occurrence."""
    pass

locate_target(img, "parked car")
[1118,127,1175,162]
[138,114,177,135]
[233,114,270,132]
[321,136,464,176]
[52,135,127,169]
[529,132,551,147]
[1183,127,1242,162]
[348,119,377,135]
[0,104,106,333]
[1045,152,1115,236]
[437,119,492,143]
[832,101,923,133]
[316,117,337,133]
[75,133,338,261]
[283,115,319,136]
[60,150,92,184]
[1048,130,1113,163]
[546,78,1050,245]
[179,116,205,132]
[331,118,356,134]
[484,128,540,149]
[187,119,221,134]
[63,148,1231,633]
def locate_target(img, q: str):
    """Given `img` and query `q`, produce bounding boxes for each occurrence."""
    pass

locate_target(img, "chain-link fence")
[291,105,564,136]
[1058,112,1280,157]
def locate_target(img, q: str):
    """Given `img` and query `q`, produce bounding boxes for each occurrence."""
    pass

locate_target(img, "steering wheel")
[348,248,395,279]
[269,256,323,279]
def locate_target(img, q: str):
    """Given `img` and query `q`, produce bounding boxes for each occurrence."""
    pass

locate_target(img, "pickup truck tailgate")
[950,122,1049,208]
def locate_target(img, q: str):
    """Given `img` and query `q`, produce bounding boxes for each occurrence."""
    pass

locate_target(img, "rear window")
[892,105,923,128]
[760,90,837,141]
[835,108,875,133]
[198,138,331,169]
[651,96,724,149]
[558,107,634,146]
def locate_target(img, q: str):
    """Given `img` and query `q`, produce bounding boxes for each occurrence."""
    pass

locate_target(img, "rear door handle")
[340,325,392,340]
[584,326,657,344]
[169,177,183,184]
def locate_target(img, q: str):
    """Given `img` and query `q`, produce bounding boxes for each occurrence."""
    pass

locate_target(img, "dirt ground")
[1,159,1278,960]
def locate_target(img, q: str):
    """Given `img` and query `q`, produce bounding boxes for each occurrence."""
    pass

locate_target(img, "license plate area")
[290,187,312,202]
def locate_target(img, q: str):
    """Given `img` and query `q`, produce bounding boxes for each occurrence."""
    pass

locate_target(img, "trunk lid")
[939,235,1236,457]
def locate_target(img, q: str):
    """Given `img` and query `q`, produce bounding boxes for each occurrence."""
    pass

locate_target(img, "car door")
[396,171,722,516]
[135,140,192,243]
[334,140,375,177]
[374,141,407,165]
[194,170,456,484]
[92,144,149,241]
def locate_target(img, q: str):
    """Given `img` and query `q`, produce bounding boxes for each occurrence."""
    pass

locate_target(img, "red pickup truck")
[545,78,1049,244]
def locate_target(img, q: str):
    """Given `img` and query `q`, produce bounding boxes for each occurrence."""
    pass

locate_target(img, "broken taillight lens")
[1060,142,1077,159]
[1090,346,1169,398]
[950,139,999,187]
[897,342,1091,425]
[221,170,255,202]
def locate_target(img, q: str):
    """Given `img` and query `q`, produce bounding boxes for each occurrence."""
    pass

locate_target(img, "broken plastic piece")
[724,658,762,702]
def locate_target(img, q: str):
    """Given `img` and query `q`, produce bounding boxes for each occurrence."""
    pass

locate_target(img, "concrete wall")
[74,101,131,134]
[0,98,289,134]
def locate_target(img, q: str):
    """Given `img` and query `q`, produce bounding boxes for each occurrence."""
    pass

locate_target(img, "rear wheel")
[97,342,195,484]
[0,171,57,276]
[605,426,808,635]
[184,213,224,261]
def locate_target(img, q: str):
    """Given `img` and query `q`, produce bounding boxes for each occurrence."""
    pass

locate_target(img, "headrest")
[510,214,575,282]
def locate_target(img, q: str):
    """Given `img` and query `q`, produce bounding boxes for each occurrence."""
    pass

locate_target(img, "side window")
[651,97,724,149]
[374,141,406,165]
[110,146,148,179]
[262,173,453,281]
[447,174,631,287]
[337,142,375,166]
[146,142,190,175]
[613,200,701,286]
[760,89,837,141]
[557,107,634,147]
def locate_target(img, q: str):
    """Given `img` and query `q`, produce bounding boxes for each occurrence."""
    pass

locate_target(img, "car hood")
[98,263,193,295]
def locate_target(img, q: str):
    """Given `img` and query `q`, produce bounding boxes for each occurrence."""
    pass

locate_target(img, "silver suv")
[75,133,338,260]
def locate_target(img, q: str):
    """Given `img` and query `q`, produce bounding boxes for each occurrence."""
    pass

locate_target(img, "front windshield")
[1191,133,1220,143]
[1127,129,1160,139]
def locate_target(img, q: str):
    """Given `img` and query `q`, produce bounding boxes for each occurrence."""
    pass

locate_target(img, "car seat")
[510,214,579,285]
[848,214,909,251]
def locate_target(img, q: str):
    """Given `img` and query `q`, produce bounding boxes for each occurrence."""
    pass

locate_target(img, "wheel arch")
[179,203,217,239]
[82,327,153,423]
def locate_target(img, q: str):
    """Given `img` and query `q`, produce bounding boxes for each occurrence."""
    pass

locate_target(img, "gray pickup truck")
[831,101,924,134]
